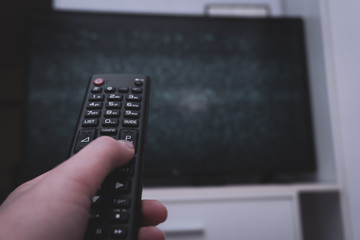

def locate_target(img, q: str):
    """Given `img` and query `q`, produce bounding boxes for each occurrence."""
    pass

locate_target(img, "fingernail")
[120,140,134,150]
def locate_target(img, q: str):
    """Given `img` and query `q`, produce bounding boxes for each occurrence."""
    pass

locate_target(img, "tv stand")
[143,184,341,239]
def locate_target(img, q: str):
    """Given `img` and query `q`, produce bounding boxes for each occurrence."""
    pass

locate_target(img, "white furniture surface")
[143,185,341,240]
[54,1,360,239]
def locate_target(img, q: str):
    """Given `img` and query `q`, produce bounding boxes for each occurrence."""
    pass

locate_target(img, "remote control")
[69,74,151,240]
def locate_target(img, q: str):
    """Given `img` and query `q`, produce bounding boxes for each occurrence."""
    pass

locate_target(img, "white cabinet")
[161,199,297,240]
[144,187,299,240]
[163,199,296,240]
[161,201,298,240]
[143,185,341,240]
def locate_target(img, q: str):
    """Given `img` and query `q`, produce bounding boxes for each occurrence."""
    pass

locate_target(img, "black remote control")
[69,74,151,240]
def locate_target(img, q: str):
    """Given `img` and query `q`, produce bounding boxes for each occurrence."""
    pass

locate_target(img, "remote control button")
[126,94,142,102]
[111,227,127,238]
[106,101,122,109]
[85,110,101,118]
[89,211,102,221]
[85,225,105,239]
[104,110,120,117]
[125,102,141,110]
[91,86,102,93]
[118,162,135,176]
[93,78,105,86]
[89,94,104,101]
[120,130,138,150]
[110,210,129,222]
[134,78,144,86]
[87,102,103,109]
[103,118,119,127]
[100,128,118,136]
[108,94,123,101]
[118,87,129,93]
[124,110,140,118]
[123,119,139,128]
[91,195,103,208]
[131,87,142,93]
[112,199,130,208]
[113,180,130,193]
[82,119,99,127]
[105,86,116,93]
[74,129,97,153]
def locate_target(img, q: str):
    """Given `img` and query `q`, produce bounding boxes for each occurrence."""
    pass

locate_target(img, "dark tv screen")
[21,11,315,186]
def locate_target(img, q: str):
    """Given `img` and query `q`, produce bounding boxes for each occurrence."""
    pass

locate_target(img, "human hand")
[0,137,167,240]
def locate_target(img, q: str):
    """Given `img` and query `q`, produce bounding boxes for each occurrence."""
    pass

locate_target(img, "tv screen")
[21,11,315,186]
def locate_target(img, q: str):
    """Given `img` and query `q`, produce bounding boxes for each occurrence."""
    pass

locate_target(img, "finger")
[142,200,168,226]
[50,136,135,197]
[138,226,166,240]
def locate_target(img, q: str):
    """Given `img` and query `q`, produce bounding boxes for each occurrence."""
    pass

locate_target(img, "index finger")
[53,136,135,196]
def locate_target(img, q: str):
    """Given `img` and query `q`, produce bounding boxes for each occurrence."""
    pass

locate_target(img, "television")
[20,11,316,186]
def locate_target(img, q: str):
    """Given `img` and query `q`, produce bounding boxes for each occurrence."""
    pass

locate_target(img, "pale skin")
[0,137,167,240]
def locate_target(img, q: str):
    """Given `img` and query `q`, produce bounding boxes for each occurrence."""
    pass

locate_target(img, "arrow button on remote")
[74,129,97,153]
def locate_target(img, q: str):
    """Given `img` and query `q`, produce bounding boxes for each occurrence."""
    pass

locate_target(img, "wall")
[327,1,360,239]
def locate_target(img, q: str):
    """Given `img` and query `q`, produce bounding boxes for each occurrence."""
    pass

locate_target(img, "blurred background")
[0,0,51,201]
[0,1,359,240]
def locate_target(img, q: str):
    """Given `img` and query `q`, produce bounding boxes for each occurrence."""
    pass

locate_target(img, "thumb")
[53,136,135,197]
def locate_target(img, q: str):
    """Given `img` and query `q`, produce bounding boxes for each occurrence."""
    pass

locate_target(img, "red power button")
[93,78,105,86]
